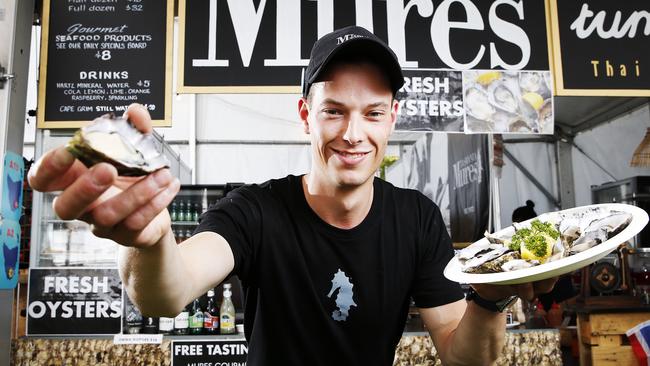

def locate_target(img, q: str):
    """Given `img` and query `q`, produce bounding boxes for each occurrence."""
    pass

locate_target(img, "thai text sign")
[549,0,650,96]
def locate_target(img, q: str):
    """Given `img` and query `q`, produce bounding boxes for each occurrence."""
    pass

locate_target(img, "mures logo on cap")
[336,33,365,45]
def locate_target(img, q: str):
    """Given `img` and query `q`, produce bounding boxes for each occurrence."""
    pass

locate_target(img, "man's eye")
[323,109,342,116]
[368,111,384,118]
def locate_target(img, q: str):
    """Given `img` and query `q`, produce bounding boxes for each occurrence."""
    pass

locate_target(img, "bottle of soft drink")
[204,289,219,334]
[192,202,200,222]
[220,284,236,334]
[189,298,204,335]
[170,201,178,222]
[178,201,186,221]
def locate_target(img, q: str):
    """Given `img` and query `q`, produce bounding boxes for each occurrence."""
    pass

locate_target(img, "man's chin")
[333,172,374,189]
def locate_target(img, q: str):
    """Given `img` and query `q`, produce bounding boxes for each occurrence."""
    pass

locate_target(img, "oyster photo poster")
[27,268,123,335]
[37,0,174,128]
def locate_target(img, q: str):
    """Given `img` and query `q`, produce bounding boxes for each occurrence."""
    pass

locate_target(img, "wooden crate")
[577,311,649,366]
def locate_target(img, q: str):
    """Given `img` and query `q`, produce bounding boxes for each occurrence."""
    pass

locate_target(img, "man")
[29,26,555,365]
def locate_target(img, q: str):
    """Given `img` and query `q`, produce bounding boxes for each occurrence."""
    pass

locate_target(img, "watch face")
[496,296,519,312]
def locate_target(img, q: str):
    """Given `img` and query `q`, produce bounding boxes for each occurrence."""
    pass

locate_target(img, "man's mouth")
[332,149,370,165]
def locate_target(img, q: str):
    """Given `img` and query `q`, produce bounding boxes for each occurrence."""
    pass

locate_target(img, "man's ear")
[298,97,310,134]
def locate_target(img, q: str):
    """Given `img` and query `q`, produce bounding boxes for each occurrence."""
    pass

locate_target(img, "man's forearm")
[441,302,506,366]
[118,229,194,317]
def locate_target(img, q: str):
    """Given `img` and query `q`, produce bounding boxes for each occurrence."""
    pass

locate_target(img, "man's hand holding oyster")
[28,104,181,249]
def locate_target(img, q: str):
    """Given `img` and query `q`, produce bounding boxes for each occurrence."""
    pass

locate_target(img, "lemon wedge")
[520,235,554,263]
[476,71,501,86]
[522,92,544,110]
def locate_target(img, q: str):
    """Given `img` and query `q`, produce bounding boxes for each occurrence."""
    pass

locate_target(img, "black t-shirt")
[195,175,463,365]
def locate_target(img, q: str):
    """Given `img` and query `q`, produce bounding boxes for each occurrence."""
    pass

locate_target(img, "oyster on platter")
[457,208,633,274]
[66,114,169,176]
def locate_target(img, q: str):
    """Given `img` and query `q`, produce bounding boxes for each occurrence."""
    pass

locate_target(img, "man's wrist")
[466,288,518,313]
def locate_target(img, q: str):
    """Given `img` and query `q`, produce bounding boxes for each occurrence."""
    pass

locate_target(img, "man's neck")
[302,173,374,229]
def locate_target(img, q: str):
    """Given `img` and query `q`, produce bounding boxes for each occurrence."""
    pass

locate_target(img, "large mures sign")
[179,0,550,93]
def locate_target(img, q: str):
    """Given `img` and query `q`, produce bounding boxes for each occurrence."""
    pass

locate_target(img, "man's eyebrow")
[367,102,390,109]
[320,98,345,107]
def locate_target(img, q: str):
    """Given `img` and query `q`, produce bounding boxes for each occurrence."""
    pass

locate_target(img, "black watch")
[466,288,518,313]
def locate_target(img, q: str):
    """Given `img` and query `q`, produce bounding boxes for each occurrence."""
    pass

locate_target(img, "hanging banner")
[447,135,489,243]
[179,0,551,93]
[171,339,248,366]
[549,0,650,96]
[27,268,123,335]
[37,0,174,128]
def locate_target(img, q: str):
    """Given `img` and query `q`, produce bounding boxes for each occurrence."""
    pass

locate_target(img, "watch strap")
[466,288,518,313]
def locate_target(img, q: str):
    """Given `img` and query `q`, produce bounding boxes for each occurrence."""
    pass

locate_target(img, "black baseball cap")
[302,25,404,97]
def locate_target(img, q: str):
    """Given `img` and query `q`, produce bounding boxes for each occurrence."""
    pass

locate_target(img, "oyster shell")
[488,78,520,114]
[464,250,521,274]
[465,84,495,121]
[66,114,169,176]
[519,72,543,93]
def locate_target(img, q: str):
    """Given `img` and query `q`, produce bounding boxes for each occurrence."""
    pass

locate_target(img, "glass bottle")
[189,297,204,335]
[204,289,219,334]
[173,304,190,335]
[179,201,186,222]
[170,201,178,222]
[192,202,200,222]
[142,317,158,334]
[158,316,174,335]
[220,283,236,334]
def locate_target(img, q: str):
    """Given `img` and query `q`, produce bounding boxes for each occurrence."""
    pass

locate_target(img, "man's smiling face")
[299,62,398,189]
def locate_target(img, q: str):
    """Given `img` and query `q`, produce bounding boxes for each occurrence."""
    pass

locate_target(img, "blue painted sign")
[0,151,24,289]
[0,220,21,288]
[2,151,24,221]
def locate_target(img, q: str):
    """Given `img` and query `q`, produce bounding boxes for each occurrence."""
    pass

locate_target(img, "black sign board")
[179,0,550,93]
[395,70,463,132]
[550,0,650,96]
[37,0,174,128]
[448,135,489,242]
[27,268,123,335]
[171,339,248,366]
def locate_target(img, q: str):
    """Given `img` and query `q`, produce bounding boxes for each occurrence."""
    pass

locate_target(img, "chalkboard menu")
[37,0,173,128]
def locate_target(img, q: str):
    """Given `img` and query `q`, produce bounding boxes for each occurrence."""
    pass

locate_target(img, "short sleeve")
[193,188,262,282]
[410,201,464,308]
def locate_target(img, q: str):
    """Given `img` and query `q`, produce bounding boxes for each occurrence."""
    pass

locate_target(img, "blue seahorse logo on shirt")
[326,269,357,321]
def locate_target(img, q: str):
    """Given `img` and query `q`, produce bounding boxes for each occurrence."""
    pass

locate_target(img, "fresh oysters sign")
[179,0,551,94]
[37,0,174,128]
[549,0,650,96]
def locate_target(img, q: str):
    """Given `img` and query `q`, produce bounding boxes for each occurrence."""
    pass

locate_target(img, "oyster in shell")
[66,114,169,176]
[488,78,520,114]
[465,84,495,121]
[464,250,521,274]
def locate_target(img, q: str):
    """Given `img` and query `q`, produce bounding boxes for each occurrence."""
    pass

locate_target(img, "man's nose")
[343,116,363,145]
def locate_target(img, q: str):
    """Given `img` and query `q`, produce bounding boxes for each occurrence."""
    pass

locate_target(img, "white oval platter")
[443,203,648,285]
